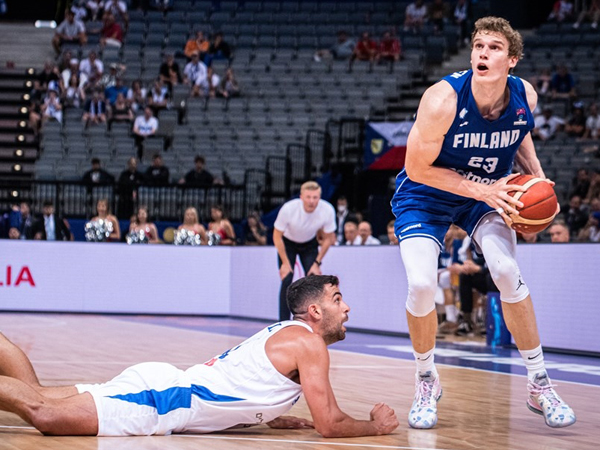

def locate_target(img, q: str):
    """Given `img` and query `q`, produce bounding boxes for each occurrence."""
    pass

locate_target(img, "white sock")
[444,304,457,323]
[414,348,438,378]
[519,345,545,381]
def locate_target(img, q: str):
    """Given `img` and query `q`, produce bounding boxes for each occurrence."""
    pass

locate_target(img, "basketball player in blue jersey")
[0,276,399,438]
[391,17,576,429]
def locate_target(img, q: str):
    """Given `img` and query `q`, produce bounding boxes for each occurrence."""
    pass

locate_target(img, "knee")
[28,404,59,435]
[406,276,437,317]
[487,258,517,287]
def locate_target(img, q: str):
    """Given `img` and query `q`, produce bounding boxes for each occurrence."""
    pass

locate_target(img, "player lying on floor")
[0,275,398,437]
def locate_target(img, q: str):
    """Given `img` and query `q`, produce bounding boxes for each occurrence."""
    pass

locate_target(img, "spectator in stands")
[58,50,74,74]
[585,169,600,204]
[104,77,128,105]
[209,205,236,246]
[548,220,570,243]
[564,102,587,138]
[108,92,133,128]
[453,0,470,45]
[127,79,147,112]
[99,12,123,48]
[206,32,232,65]
[101,0,129,29]
[60,57,79,88]
[85,0,102,21]
[577,211,600,242]
[404,0,428,33]
[179,155,215,186]
[314,31,356,62]
[532,106,564,141]
[8,228,20,240]
[79,50,104,90]
[530,67,552,98]
[377,31,402,63]
[335,196,349,245]
[583,103,600,140]
[517,232,541,244]
[146,78,170,114]
[33,61,62,101]
[551,64,577,101]
[71,0,89,21]
[215,68,239,98]
[387,220,399,245]
[82,89,107,126]
[183,52,209,97]
[548,220,571,243]
[159,52,182,90]
[82,157,115,184]
[63,73,85,108]
[117,157,144,219]
[178,207,207,243]
[428,0,449,33]
[36,200,72,241]
[28,101,42,137]
[41,88,63,124]
[100,62,126,90]
[343,219,359,245]
[548,0,574,23]
[571,168,591,199]
[9,202,37,240]
[133,106,159,159]
[243,212,267,246]
[356,221,381,245]
[129,206,159,243]
[52,9,87,55]
[145,153,170,186]
[91,198,121,241]
[573,0,600,29]
[349,32,377,68]
[184,31,210,60]
[562,194,589,236]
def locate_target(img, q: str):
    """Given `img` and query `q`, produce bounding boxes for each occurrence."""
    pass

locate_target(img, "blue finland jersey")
[391,70,535,247]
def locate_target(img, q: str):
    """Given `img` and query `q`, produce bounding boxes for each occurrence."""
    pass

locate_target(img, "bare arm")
[514,80,546,179]
[405,81,525,217]
[273,228,293,280]
[298,334,398,438]
[307,231,335,276]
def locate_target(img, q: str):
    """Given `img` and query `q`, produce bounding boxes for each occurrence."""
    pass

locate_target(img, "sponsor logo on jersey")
[451,168,499,185]
[452,130,520,149]
[514,107,528,126]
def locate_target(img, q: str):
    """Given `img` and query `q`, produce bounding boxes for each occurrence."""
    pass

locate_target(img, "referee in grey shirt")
[273,181,337,321]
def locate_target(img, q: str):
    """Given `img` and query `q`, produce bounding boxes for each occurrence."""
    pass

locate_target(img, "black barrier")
[0,180,252,222]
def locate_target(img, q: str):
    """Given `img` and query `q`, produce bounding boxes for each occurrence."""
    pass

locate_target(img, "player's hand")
[279,262,293,280]
[307,262,322,276]
[267,416,314,429]
[478,173,526,223]
[369,403,399,435]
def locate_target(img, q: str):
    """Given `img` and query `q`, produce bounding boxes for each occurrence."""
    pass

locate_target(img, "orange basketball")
[506,174,559,234]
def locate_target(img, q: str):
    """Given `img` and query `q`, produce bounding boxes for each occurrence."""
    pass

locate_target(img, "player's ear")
[508,56,518,69]
[307,303,321,319]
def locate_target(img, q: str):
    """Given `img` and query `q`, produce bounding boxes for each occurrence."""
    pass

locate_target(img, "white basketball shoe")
[527,372,576,428]
[408,372,442,429]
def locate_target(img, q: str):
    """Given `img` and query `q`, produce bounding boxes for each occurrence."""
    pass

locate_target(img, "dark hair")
[194,155,205,164]
[286,275,339,315]
[43,200,54,208]
[91,157,100,165]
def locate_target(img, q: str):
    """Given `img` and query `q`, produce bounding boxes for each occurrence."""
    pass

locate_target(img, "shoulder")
[318,200,336,214]
[514,76,538,111]
[419,80,457,117]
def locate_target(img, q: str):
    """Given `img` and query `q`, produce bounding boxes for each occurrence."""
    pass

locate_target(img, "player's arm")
[273,227,293,279]
[514,80,548,180]
[297,334,398,437]
[307,231,335,276]
[405,81,525,216]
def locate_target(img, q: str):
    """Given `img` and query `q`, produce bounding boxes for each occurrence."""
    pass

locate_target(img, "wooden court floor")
[0,313,597,450]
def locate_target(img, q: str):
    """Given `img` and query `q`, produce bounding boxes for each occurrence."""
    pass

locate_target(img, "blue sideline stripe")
[108,385,245,415]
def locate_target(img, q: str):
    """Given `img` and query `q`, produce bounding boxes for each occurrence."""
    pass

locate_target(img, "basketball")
[506,175,559,234]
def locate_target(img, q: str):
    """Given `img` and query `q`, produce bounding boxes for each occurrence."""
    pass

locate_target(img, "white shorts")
[76,362,191,436]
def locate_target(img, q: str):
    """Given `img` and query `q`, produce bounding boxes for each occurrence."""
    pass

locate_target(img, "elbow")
[404,160,424,184]
[315,424,338,439]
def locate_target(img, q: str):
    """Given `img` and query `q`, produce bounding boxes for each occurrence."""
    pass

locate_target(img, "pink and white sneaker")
[408,372,442,429]
[527,372,576,428]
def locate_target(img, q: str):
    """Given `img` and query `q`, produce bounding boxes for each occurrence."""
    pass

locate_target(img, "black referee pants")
[278,236,319,321]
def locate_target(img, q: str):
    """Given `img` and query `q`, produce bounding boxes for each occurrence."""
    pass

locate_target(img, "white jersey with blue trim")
[393,69,535,203]
[77,320,309,436]
[181,320,308,433]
